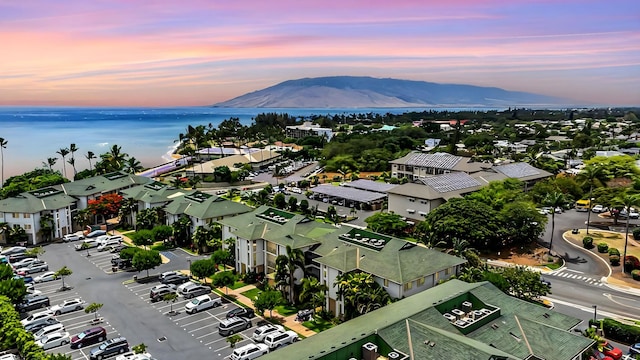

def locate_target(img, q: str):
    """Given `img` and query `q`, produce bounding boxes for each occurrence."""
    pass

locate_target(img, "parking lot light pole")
[592,305,597,323]
[187,259,192,277]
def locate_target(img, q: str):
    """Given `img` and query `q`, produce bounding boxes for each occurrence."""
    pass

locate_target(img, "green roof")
[314,227,466,284]
[0,188,78,213]
[59,171,151,196]
[119,182,187,204]
[258,280,593,360]
[163,191,252,220]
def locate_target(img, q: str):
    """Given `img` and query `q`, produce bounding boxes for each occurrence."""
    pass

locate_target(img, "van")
[33,322,65,341]
[575,199,591,212]
[218,317,250,336]
[229,343,269,360]
[263,330,299,350]
[180,284,211,299]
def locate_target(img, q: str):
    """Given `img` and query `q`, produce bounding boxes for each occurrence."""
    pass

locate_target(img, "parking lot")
[124,280,260,353]
[27,279,122,360]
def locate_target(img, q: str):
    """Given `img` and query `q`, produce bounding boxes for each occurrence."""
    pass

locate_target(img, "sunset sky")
[1,0,638,106]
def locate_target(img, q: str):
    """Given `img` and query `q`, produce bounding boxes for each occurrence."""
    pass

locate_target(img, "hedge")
[590,318,640,345]
[583,237,594,249]
[0,295,54,360]
[632,270,640,281]
[634,227,640,240]
[597,242,609,253]
[608,248,620,256]
[609,255,620,266]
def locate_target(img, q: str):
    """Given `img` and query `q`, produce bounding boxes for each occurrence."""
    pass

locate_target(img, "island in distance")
[213,76,576,108]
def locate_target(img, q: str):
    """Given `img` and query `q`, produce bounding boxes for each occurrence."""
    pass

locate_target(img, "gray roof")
[311,185,386,203]
[259,280,593,360]
[344,179,397,193]
[388,173,484,201]
[492,163,552,182]
[391,151,487,173]
[419,172,482,193]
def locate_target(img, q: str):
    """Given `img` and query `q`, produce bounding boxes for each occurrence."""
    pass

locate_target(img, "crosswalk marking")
[547,269,603,287]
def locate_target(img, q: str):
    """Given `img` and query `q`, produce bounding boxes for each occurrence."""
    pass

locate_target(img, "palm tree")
[0,137,6,188]
[577,165,605,234]
[124,157,143,174]
[39,213,55,242]
[285,245,305,304]
[56,147,70,178]
[44,157,57,172]
[101,145,127,171]
[69,143,79,177]
[85,151,96,172]
[298,277,328,310]
[543,192,568,255]
[612,192,640,273]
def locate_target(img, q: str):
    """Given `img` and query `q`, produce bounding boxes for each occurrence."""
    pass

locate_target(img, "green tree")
[335,271,391,320]
[69,143,79,177]
[0,264,27,304]
[364,212,407,237]
[171,214,192,246]
[163,292,179,315]
[226,334,243,348]
[132,250,162,278]
[85,151,96,173]
[56,147,70,179]
[273,193,286,209]
[212,271,235,295]
[287,196,298,212]
[485,266,551,302]
[190,259,216,283]
[299,199,309,214]
[119,247,143,261]
[543,192,568,255]
[191,226,211,254]
[132,343,148,354]
[211,249,232,268]
[131,229,154,249]
[55,266,72,290]
[577,165,605,234]
[253,289,282,318]
[0,137,6,188]
[498,201,547,247]
[24,246,45,258]
[84,302,103,320]
[611,191,640,273]
[152,225,174,245]
[136,208,159,230]
[298,277,328,311]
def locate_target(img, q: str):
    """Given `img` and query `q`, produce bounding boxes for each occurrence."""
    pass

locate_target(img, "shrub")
[634,227,640,240]
[589,318,640,344]
[608,248,620,256]
[632,270,640,281]
[597,242,609,253]
[610,255,620,266]
[626,255,640,272]
[583,236,594,249]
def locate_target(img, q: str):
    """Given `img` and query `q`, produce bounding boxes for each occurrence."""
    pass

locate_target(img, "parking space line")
[186,319,217,332]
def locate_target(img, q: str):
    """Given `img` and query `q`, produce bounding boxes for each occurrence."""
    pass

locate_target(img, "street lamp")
[592,305,597,323]
[187,259,192,278]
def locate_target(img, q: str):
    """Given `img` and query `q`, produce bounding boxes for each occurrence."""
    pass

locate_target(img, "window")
[408,198,415,202]
[420,200,427,204]
[24,213,31,218]
[24,224,32,230]
[12,213,19,218]
[403,281,413,291]
[445,267,452,276]
[417,277,425,286]
[406,209,415,214]
[383,279,389,287]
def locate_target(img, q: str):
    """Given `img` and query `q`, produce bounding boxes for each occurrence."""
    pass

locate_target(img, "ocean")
[0,106,483,178]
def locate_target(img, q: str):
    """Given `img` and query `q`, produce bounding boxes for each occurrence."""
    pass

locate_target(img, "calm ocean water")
[0,106,483,178]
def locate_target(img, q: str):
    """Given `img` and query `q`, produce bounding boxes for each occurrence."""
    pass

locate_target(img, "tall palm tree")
[39,213,55,242]
[298,277,328,310]
[612,192,640,273]
[43,157,57,172]
[124,157,143,174]
[577,165,604,234]
[0,137,7,188]
[56,147,70,178]
[69,143,79,177]
[101,145,127,172]
[543,192,568,255]
[85,151,96,172]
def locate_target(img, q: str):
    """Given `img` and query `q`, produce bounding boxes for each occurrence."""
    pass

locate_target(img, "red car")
[600,341,622,360]
[70,326,106,349]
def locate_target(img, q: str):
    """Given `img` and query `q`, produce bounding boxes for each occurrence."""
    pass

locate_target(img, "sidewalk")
[485,259,555,274]
[219,284,317,338]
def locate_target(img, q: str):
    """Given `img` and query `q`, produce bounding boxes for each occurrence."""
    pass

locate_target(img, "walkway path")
[218,284,317,338]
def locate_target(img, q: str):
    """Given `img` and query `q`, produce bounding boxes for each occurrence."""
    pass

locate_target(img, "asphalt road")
[31,242,257,360]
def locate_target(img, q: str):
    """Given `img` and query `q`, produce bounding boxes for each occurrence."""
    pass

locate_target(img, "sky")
[1,0,639,107]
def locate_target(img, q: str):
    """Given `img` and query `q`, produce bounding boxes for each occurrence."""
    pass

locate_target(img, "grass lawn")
[274,304,298,316]
[241,288,262,300]
[569,230,640,259]
[302,318,334,333]
[150,244,173,251]
[546,262,562,270]
[229,280,247,290]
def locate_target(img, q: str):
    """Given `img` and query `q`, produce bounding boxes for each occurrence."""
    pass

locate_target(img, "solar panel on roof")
[494,163,540,178]
[405,152,462,169]
[421,172,481,193]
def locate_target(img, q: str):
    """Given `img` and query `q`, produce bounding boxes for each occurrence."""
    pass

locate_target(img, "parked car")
[24,318,60,333]
[218,317,251,336]
[11,257,39,269]
[33,322,66,341]
[17,294,50,312]
[0,246,27,256]
[70,326,107,349]
[252,324,285,342]
[97,237,123,252]
[86,230,107,238]
[180,283,211,299]
[110,244,128,253]
[13,274,34,283]
[591,204,607,213]
[229,343,270,360]
[115,352,155,360]
[226,307,255,319]
[0,354,20,360]
[8,253,35,263]
[160,273,189,285]
[629,342,640,355]
[34,271,58,283]
[149,284,177,302]
[50,298,85,315]
[75,239,100,250]
[34,331,70,350]
[20,309,55,326]
[159,271,179,281]
[599,341,622,360]
[185,295,222,314]
[16,260,49,275]
[89,336,129,360]
[263,330,299,350]
[63,233,85,242]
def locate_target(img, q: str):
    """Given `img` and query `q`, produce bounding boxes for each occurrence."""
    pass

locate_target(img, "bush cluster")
[583,237,594,249]
[609,255,620,266]
[608,248,620,256]
[633,227,640,240]
[0,295,57,360]
[597,242,609,253]
[589,318,640,345]
[632,270,640,281]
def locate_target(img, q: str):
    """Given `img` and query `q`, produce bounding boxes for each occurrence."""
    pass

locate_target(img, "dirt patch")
[482,245,556,267]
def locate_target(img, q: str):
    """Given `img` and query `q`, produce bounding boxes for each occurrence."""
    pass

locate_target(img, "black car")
[17,294,50,312]
[70,326,107,349]
[8,253,36,263]
[226,307,255,319]
[89,337,129,360]
[115,258,132,269]
[24,318,60,333]
[160,273,189,285]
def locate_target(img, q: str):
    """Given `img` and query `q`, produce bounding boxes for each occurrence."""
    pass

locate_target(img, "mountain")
[213,76,572,108]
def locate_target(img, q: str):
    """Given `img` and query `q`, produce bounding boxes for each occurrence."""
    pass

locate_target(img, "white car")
[591,205,607,213]
[0,354,20,360]
[33,322,66,341]
[16,261,49,275]
[252,324,285,342]
[63,233,85,242]
[263,330,299,350]
[11,257,39,269]
[115,352,156,360]
[20,309,55,326]
[1,246,27,256]
[34,331,70,350]
[75,239,100,250]
[34,271,58,283]
[50,298,85,315]
[184,295,222,314]
[229,343,270,360]
[97,237,123,251]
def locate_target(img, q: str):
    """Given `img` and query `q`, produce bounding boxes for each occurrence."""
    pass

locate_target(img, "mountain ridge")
[213,76,575,108]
